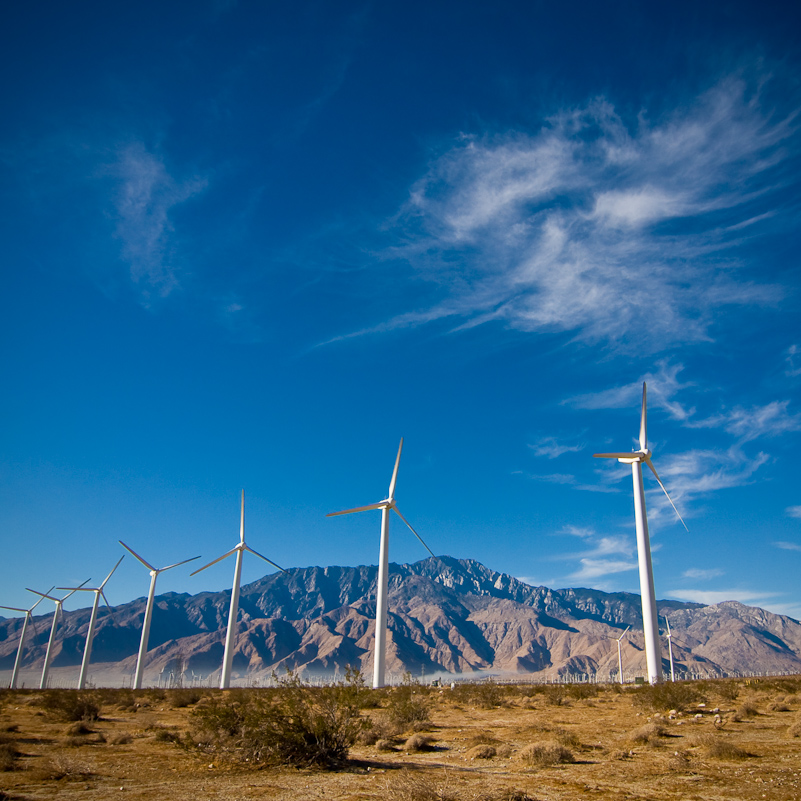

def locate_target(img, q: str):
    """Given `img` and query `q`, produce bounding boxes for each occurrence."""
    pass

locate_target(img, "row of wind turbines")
[3,382,685,690]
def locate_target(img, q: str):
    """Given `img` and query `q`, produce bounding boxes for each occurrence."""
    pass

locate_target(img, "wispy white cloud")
[786,345,801,378]
[668,588,780,606]
[529,436,584,459]
[570,558,637,580]
[688,400,801,442]
[775,541,801,552]
[787,506,801,519]
[111,143,207,300]
[365,76,794,352]
[561,525,595,539]
[682,567,724,580]
[567,361,694,421]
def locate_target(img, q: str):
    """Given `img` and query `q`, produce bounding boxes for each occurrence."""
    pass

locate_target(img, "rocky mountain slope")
[2,556,800,685]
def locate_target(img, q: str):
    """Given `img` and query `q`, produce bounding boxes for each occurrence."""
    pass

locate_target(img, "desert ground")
[1,677,800,801]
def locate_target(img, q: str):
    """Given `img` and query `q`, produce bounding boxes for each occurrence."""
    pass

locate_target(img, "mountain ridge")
[1,556,799,685]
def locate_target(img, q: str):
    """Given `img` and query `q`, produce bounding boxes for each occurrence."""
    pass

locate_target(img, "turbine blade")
[618,625,631,642]
[0,606,27,613]
[60,579,92,601]
[240,490,245,544]
[593,452,637,459]
[326,502,385,517]
[190,548,237,576]
[664,615,672,636]
[645,458,689,531]
[119,540,156,571]
[388,438,404,500]
[26,588,60,603]
[639,382,647,451]
[100,555,125,588]
[27,586,54,612]
[392,506,435,557]
[100,591,117,625]
[244,545,286,573]
[158,555,202,572]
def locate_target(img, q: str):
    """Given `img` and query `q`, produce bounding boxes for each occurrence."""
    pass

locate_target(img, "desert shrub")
[0,743,20,771]
[716,681,740,703]
[65,721,93,736]
[735,700,759,719]
[31,755,93,781]
[519,742,575,766]
[451,680,507,709]
[694,734,751,760]
[553,727,581,749]
[405,733,436,752]
[632,682,702,713]
[565,683,598,700]
[109,732,133,745]
[153,727,181,744]
[169,688,204,709]
[543,686,567,706]
[384,675,431,732]
[38,691,100,722]
[667,749,692,771]
[466,743,496,759]
[376,738,397,751]
[767,700,791,712]
[629,723,667,745]
[385,769,458,801]
[787,719,801,738]
[191,669,368,768]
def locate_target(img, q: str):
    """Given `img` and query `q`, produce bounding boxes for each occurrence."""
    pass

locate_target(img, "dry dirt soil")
[1,678,800,801]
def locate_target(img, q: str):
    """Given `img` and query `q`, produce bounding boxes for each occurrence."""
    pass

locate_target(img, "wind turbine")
[26,580,90,689]
[663,613,676,682]
[594,382,687,685]
[190,490,285,690]
[606,625,630,686]
[0,590,52,689]
[59,556,124,690]
[327,438,434,689]
[118,541,200,690]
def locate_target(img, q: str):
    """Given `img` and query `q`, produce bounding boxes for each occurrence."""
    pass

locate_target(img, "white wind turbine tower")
[594,382,687,685]
[0,590,51,689]
[26,580,90,689]
[327,438,434,689]
[191,490,286,690]
[118,541,200,690]
[606,625,630,686]
[59,556,124,690]
[663,614,676,682]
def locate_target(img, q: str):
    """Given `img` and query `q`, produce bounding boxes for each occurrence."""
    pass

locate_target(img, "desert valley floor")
[1,678,800,801]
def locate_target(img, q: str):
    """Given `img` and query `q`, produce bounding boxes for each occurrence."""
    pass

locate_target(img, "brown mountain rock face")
[2,556,800,685]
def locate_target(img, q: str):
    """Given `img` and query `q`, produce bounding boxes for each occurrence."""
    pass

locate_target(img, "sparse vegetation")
[0,677,799,799]
[37,691,101,722]
[190,669,369,768]
[519,741,575,766]
[632,681,703,713]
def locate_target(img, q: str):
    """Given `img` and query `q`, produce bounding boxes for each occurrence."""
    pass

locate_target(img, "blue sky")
[2,1,801,622]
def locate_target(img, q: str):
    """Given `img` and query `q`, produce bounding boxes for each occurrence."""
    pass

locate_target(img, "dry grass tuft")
[385,769,458,801]
[108,731,133,745]
[667,749,692,771]
[787,719,801,738]
[0,743,20,772]
[466,743,496,760]
[691,733,752,760]
[375,738,397,751]
[405,733,436,752]
[629,723,667,746]
[30,755,94,781]
[65,721,93,736]
[518,742,575,766]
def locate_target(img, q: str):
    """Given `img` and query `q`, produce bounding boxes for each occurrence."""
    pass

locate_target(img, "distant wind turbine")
[26,580,90,689]
[663,613,675,682]
[0,589,52,689]
[594,382,687,685]
[190,490,286,690]
[327,438,434,689]
[119,541,200,690]
[59,556,124,690]
[606,625,630,686]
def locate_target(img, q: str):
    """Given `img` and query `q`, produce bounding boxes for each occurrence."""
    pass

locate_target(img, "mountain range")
[2,556,801,686]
